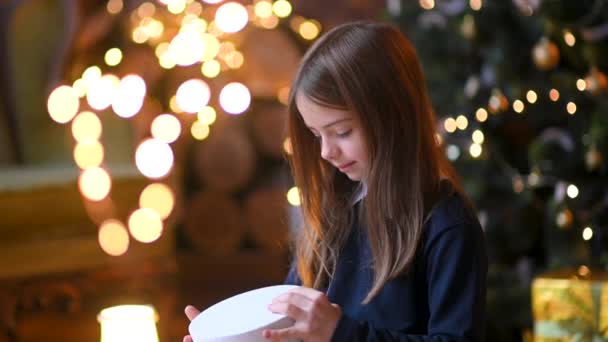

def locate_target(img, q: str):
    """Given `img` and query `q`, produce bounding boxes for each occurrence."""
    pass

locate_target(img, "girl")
[184,20,487,342]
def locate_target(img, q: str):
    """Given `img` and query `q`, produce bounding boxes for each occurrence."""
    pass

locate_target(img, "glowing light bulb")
[176,79,211,113]
[219,82,251,114]
[286,187,300,206]
[47,85,80,124]
[98,220,129,256]
[151,114,182,143]
[135,139,174,179]
[128,208,163,243]
[215,2,248,33]
[140,183,175,219]
[79,167,112,201]
[104,48,123,66]
[272,0,292,17]
[72,111,102,142]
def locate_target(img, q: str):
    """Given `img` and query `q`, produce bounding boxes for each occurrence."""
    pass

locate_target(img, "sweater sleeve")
[331,222,487,342]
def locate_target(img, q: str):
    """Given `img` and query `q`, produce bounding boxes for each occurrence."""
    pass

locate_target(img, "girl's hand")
[263,287,341,342]
[183,305,201,342]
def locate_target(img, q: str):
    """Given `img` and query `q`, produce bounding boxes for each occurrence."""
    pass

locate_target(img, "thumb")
[184,305,201,321]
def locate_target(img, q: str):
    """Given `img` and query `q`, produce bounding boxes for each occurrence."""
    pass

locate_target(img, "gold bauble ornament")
[488,88,509,113]
[585,145,603,171]
[556,208,573,230]
[461,14,475,40]
[532,38,560,71]
[584,67,608,95]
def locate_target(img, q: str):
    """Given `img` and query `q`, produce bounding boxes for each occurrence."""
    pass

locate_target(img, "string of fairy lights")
[46,0,320,257]
[45,0,605,258]
[422,0,608,252]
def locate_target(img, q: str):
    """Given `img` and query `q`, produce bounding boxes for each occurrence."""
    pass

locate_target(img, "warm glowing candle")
[98,305,159,342]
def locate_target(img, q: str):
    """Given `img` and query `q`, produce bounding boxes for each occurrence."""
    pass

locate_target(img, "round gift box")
[189,285,300,342]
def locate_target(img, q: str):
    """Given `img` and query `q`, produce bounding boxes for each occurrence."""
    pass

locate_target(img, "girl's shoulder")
[423,186,481,240]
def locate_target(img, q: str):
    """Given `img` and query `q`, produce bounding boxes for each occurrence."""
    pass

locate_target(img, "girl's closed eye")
[337,129,352,137]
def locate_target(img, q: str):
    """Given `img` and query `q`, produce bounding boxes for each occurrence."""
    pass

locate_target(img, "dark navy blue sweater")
[285,190,488,341]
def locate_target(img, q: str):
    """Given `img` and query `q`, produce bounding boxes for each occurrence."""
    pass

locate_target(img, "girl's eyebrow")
[308,118,353,130]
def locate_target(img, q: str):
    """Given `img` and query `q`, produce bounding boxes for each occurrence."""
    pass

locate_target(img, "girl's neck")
[352,181,368,205]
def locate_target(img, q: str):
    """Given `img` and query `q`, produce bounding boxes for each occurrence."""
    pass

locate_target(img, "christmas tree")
[389,0,608,340]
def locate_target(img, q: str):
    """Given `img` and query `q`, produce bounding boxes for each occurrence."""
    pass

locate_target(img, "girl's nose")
[320,139,337,161]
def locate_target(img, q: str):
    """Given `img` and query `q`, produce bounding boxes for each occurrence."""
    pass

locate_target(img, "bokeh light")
[444,117,457,133]
[219,82,251,114]
[72,111,102,142]
[469,143,482,158]
[567,102,577,114]
[107,0,123,14]
[526,90,537,103]
[202,60,221,78]
[197,106,217,125]
[79,167,112,201]
[128,208,163,243]
[283,137,292,155]
[277,87,290,105]
[169,30,205,66]
[135,139,174,179]
[286,186,300,206]
[151,114,182,143]
[74,141,105,169]
[513,99,525,113]
[200,34,221,62]
[176,79,211,113]
[299,20,320,40]
[272,0,292,18]
[139,183,175,219]
[48,85,80,124]
[446,145,460,161]
[98,220,130,256]
[583,226,593,241]
[472,130,484,144]
[254,0,273,18]
[475,108,488,122]
[456,115,468,130]
[549,89,560,101]
[567,184,579,198]
[105,48,123,66]
[87,74,120,111]
[191,121,210,140]
[215,2,248,33]
[112,75,146,118]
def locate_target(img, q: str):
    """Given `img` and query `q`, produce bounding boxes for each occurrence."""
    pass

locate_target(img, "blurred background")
[0,0,607,341]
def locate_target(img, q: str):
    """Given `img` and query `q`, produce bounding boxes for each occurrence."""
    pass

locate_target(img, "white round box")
[189,285,300,342]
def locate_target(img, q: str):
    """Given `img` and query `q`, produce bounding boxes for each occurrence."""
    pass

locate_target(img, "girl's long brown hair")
[287,21,462,303]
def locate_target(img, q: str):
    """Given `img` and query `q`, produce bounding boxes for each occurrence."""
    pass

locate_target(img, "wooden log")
[0,166,148,243]
[176,251,290,310]
[194,126,257,193]
[239,26,302,98]
[244,187,291,252]
[0,5,22,164]
[183,191,246,255]
[250,102,288,159]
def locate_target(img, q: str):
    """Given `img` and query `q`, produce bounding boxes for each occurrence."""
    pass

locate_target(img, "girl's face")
[296,94,370,181]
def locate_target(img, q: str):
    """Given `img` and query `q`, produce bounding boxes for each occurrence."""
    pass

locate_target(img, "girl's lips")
[338,161,355,171]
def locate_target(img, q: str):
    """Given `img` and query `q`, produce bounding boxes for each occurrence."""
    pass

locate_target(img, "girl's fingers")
[263,327,301,341]
[273,291,312,311]
[184,305,201,321]
[183,335,193,342]
[268,300,307,320]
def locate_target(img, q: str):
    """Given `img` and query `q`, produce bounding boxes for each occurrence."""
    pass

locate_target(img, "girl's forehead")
[296,95,355,129]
